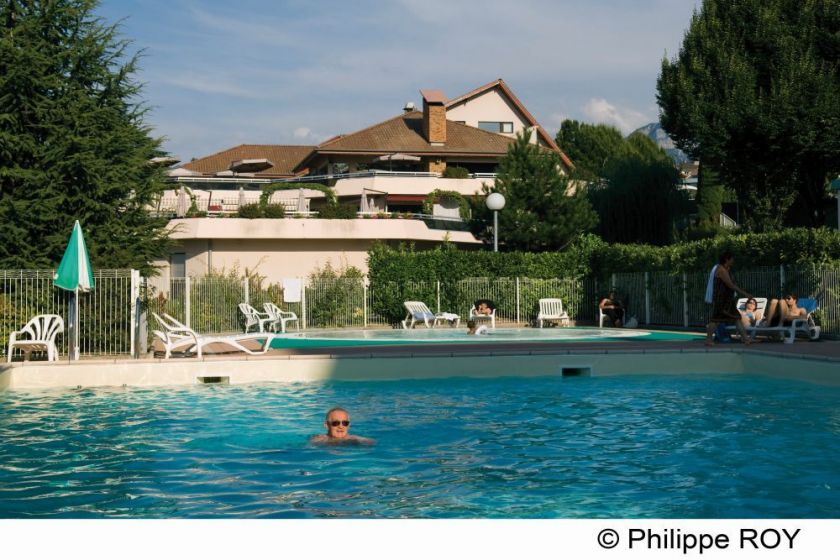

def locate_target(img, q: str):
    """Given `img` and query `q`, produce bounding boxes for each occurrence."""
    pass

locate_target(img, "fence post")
[436,280,441,313]
[516,277,521,324]
[243,277,250,304]
[611,273,616,290]
[185,276,191,328]
[682,272,689,328]
[779,265,785,292]
[363,279,368,328]
[300,276,307,330]
[644,272,651,325]
[130,270,140,359]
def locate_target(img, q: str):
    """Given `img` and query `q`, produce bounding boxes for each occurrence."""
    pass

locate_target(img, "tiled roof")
[446,78,573,169]
[313,111,518,155]
[181,144,314,177]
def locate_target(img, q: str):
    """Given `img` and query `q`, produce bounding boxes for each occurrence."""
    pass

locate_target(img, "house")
[157,79,571,281]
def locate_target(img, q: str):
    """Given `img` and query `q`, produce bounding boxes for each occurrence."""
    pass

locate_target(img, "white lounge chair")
[263,302,299,333]
[469,304,496,329]
[745,297,820,344]
[7,314,64,362]
[401,301,460,329]
[152,312,274,359]
[238,303,274,333]
[537,298,570,327]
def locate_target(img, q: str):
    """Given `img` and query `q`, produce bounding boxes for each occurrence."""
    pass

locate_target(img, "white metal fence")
[2,266,839,359]
[1,270,138,359]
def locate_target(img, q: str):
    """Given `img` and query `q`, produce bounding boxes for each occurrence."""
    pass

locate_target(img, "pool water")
[1,374,838,518]
[270,327,701,348]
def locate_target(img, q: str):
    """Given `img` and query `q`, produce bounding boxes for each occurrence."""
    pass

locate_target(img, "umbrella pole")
[74,287,80,361]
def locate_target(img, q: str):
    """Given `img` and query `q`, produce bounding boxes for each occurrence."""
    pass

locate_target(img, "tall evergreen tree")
[469,132,598,251]
[557,120,688,245]
[657,0,840,231]
[0,0,170,273]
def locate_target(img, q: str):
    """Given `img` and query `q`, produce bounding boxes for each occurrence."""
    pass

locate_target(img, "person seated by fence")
[739,297,764,328]
[764,293,807,328]
[473,299,495,316]
[599,289,625,327]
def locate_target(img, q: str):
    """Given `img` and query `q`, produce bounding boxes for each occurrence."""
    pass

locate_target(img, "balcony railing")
[168,169,498,184]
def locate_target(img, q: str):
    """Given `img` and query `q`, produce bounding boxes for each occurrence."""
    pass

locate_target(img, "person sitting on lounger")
[739,297,764,328]
[599,289,625,327]
[763,293,807,328]
[310,407,374,445]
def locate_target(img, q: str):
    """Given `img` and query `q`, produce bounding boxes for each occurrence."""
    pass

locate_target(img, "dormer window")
[478,121,514,133]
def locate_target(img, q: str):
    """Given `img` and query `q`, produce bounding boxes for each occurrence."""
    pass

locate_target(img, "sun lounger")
[401,301,460,329]
[537,298,570,327]
[263,302,299,333]
[152,312,274,359]
[745,298,820,344]
[7,314,64,362]
[238,303,274,333]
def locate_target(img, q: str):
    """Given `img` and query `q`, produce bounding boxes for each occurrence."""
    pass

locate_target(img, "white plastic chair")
[263,302,299,333]
[152,312,274,359]
[537,298,570,327]
[401,301,460,329]
[238,303,274,333]
[7,314,65,362]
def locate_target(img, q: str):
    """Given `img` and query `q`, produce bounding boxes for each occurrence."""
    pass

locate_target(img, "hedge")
[368,228,840,283]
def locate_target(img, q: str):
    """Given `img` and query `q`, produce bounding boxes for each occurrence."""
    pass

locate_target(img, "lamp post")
[485,192,506,252]
[831,176,840,231]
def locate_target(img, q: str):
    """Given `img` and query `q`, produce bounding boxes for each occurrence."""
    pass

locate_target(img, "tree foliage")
[469,132,597,251]
[0,0,171,274]
[558,120,688,245]
[657,0,840,231]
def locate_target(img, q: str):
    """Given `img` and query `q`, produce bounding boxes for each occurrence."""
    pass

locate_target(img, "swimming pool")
[270,327,701,348]
[1,374,837,518]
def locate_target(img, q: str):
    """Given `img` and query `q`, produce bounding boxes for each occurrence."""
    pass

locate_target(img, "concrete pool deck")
[2,333,839,390]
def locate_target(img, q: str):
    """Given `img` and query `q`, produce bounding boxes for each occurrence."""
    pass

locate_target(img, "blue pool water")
[1,374,838,518]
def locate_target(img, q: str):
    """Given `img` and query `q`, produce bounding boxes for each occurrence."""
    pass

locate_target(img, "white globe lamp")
[485,193,506,252]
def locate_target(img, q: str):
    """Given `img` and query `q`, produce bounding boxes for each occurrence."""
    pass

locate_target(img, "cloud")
[581,98,652,134]
[158,74,270,100]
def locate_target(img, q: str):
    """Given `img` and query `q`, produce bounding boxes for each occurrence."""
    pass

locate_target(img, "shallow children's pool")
[269,327,701,348]
[1,374,837,518]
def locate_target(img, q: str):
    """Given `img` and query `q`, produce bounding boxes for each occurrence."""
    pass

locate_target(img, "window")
[170,253,186,278]
[478,121,514,133]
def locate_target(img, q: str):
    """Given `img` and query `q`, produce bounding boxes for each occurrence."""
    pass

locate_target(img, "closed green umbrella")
[54,220,95,360]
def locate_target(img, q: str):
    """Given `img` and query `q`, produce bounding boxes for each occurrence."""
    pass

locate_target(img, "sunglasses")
[329,420,350,427]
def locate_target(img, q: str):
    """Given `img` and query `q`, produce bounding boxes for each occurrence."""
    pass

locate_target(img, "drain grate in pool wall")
[197,376,230,385]
[562,367,591,377]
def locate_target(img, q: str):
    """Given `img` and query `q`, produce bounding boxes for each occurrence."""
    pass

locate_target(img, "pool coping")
[2,338,839,390]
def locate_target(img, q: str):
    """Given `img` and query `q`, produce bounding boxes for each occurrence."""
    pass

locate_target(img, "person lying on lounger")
[763,293,807,328]
[739,297,764,328]
[310,407,375,445]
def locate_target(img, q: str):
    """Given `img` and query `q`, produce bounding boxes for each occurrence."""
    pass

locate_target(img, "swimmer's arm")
[347,435,376,445]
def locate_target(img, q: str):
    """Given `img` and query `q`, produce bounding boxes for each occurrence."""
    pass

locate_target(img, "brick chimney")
[420,89,447,145]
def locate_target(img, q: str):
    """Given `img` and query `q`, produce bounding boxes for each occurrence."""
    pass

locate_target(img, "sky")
[96,0,700,162]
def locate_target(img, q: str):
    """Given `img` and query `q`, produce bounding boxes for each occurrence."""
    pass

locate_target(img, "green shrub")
[318,203,358,219]
[442,166,470,179]
[237,203,262,219]
[263,204,287,218]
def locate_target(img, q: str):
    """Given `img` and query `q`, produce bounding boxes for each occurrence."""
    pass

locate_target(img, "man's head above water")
[324,407,351,439]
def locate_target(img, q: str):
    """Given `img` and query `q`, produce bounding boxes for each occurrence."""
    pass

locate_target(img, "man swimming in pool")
[310,407,375,445]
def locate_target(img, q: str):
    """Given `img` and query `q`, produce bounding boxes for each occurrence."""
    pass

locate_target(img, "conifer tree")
[0,0,170,273]
[469,132,598,251]
[657,0,840,231]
